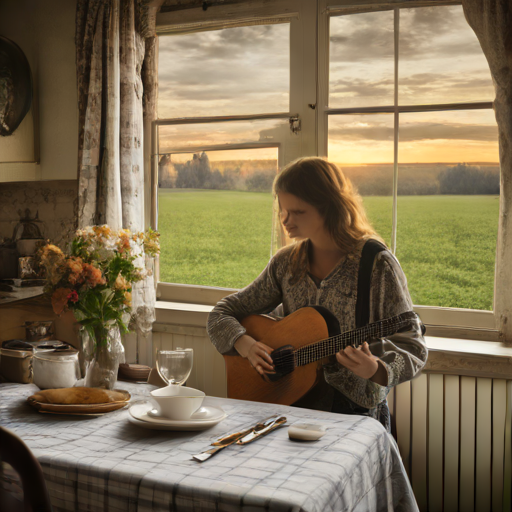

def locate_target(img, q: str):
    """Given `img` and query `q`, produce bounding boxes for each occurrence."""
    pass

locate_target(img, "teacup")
[150,385,205,420]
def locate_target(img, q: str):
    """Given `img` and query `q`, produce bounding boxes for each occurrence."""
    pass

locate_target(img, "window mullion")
[391,7,399,255]
[152,122,160,231]
[317,0,330,157]
[157,113,293,126]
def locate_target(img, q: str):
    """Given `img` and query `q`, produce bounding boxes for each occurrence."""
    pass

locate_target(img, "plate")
[128,403,226,431]
[27,389,131,415]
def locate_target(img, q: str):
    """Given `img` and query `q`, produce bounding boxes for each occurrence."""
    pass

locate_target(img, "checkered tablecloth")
[0,382,418,512]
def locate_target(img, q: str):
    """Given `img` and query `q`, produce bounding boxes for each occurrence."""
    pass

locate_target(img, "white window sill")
[155,300,213,328]
[423,336,512,380]
[155,301,512,379]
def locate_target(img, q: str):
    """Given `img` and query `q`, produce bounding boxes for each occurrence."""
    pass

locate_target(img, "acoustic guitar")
[223,306,420,405]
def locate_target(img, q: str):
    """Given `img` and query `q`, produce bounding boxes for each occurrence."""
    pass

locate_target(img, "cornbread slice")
[29,387,127,405]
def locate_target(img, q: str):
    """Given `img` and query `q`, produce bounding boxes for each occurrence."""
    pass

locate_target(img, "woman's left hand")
[336,342,380,380]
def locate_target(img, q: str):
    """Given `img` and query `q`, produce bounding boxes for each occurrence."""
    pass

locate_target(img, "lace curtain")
[75,0,163,358]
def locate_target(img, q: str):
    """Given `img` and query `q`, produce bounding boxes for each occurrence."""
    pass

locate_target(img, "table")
[0,382,418,512]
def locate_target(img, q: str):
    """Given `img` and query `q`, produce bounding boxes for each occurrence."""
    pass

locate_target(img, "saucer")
[148,406,212,420]
[128,403,226,431]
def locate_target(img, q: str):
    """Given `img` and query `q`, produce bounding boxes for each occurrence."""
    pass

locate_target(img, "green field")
[158,189,499,310]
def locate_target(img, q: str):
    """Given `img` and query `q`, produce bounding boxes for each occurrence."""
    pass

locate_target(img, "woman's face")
[277,192,327,241]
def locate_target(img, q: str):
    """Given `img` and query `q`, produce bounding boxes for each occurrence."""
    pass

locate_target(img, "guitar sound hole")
[266,345,295,382]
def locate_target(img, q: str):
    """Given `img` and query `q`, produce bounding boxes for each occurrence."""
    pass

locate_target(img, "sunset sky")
[158,5,498,165]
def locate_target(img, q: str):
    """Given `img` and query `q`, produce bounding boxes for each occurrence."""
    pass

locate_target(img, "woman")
[207,157,427,431]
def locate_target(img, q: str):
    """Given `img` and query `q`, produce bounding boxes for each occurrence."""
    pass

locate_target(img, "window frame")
[319,0,497,338]
[153,0,500,340]
[154,0,317,301]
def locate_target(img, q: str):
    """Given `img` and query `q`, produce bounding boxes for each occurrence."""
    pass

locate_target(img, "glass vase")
[80,325,125,390]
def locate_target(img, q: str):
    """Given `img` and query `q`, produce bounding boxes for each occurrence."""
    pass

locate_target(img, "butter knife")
[236,416,287,445]
[192,414,282,462]
[211,414,281,446]
[192,430,250,462]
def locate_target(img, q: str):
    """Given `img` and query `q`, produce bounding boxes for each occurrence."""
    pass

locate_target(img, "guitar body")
[223,307,419,406]
[224,307,333,405]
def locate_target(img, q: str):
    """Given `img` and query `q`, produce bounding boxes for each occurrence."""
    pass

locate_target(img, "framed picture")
[0,35,39,173]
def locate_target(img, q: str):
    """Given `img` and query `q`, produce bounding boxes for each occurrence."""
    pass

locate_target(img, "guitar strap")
[328,239,389,416]
[292,239,387,413]
[355,239,387,328]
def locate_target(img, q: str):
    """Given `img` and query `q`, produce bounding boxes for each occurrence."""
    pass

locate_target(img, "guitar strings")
[285,315,409,367]
[292,317,400,365]
[269,312,415,367]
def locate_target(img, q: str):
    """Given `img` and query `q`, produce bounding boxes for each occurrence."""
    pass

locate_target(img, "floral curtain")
[76,0,163,359]
[462,0,512,342]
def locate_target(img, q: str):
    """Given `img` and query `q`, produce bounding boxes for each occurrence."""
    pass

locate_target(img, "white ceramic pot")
[150,385,205,420]
[32,346,80,389]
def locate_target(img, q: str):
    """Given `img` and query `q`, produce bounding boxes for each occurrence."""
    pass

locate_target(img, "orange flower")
[117,230,131,253]
[82,263,106,287]
[40,244,66,285]
[123,291,132,306]
[114,273,130,290]
[67,257,84,285]
[93,225,112,239]
[118,238,131,254]
[51,288,72,315]
[67,256,83,273]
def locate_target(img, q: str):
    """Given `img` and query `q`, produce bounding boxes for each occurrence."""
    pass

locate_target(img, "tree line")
[159,152,275,192]
[159,155,500,195]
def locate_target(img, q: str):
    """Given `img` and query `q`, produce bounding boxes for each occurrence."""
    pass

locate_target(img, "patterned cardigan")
[207,240,428,410]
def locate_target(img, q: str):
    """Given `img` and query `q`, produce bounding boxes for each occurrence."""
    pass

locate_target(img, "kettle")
[12,208,45,256]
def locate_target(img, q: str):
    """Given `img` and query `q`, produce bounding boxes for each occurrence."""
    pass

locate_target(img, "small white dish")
[288,423,326,441]
[128,403,226,431]
[150,385,205,420]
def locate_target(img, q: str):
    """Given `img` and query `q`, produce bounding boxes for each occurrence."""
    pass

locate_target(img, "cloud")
[158,119,287,151]
[329,121,498,142]
[157,24,289,115]
[158,24,288,67]
[330,78,393,97]
[329,73,493,102]
[330,5,484,64]
[400,123,497,142]
[330,13,394,62]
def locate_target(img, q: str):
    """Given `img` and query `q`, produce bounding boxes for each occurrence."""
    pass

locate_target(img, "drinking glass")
[156,347,193,385]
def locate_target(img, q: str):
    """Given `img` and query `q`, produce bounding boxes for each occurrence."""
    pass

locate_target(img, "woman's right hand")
[234,335,275,375]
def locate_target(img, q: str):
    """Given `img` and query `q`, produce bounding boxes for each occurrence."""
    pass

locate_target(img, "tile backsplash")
[0,180,78,249]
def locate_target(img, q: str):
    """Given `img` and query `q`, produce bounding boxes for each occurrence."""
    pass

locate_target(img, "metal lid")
[33,342,78,361]
[0,347,32,358]
[1,339,35,351]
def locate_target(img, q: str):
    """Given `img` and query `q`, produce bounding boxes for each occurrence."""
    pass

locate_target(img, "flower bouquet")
[39,226,160,389]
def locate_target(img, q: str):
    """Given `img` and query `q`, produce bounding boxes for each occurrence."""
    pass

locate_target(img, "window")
[321,2,497,334]
[155,0,315,299]
[155,0,499,337]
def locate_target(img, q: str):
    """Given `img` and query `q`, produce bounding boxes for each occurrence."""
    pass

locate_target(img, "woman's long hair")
[273,157,384,279]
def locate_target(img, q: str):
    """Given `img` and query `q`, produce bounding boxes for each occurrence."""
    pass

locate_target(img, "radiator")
[388,375,512,512]
[152,331,511,512]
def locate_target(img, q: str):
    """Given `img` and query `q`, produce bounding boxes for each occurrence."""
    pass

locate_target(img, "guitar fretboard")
[293,312,414,367]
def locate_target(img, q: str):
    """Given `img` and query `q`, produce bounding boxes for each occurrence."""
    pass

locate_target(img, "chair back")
[0,426,53,512]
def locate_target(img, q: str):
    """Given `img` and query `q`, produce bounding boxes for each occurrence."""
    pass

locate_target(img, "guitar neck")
[294,312,413,367]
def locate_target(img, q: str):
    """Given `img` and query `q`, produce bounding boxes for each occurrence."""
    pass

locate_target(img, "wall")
[0,0,78,182]
[0,180,77,247]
